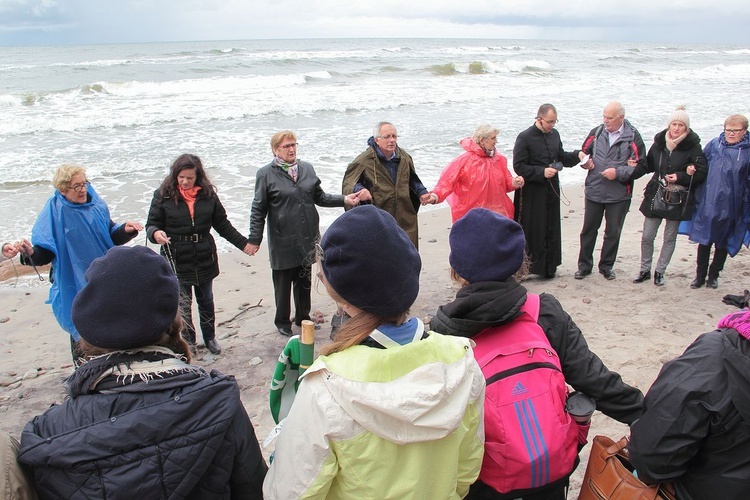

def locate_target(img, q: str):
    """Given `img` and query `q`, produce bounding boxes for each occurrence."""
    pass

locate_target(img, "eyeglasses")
[68,181,90,192]
[378,134,398,140]
[279,142,298,149]
[724,128,746,134]
[538,117,558,125]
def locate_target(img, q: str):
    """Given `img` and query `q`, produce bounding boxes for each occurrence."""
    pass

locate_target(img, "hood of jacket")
[720,311,750,424]
[718,130,750,150]
[429,279,527,338]
[460,137,493,157]
[653,128,702,151]
[301,331,484,445]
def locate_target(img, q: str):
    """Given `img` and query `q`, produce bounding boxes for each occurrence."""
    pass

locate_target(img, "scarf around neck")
[665,130,688,152]
[273,157,298,182]
[67,346,206,397]
[178,185,201,219]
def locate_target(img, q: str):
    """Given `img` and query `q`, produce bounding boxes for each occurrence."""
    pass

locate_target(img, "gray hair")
[374,121,396,138]
[725,114,749,130]
[605,101,625,117]
[472,124,499,143]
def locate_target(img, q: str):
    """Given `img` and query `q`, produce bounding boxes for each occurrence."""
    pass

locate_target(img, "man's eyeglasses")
[724,128,746,134]
[538,117,558,125]
[378,134,398,140]
[68,181,90,192]
[279,142,298,149]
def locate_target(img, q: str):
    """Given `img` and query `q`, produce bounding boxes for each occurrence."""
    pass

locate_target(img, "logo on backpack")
[471,294,579,495]
[511,381,528,396]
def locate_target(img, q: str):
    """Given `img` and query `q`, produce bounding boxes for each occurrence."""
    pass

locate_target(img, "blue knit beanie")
[449,208,526,283]
[72,245,180,349]
[321,205,421,316]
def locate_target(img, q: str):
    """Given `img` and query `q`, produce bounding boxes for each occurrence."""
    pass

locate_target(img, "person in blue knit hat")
[430,208,644,500]
[18,245,267,499]
[264,204,485,499]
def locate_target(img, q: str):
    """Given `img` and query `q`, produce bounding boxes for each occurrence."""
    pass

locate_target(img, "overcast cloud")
[0,0,747,46]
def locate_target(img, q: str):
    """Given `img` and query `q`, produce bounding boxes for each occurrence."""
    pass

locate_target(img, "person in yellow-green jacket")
[263,205,485,499]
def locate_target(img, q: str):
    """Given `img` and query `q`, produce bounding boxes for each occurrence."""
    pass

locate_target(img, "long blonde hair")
[319,280,407,356]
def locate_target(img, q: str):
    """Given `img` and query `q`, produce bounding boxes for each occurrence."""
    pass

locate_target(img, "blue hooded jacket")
[680,131,750,256]
[31,185,117,339]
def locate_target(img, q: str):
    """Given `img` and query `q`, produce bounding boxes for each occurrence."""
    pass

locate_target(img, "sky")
[0,0,748,46]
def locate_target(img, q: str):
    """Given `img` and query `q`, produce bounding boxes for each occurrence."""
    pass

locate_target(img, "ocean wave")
[726,49,750,55]
[429,63,457,76]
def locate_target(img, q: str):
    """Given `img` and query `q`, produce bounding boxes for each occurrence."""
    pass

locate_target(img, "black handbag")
[650,175,693,221]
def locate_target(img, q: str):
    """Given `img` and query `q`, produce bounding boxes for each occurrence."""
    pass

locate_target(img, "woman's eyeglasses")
[68,181,90,192]
[279,143,298,149]
[724,128,746,134]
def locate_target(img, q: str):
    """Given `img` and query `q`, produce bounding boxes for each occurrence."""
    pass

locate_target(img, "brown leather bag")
[578,435,676,500]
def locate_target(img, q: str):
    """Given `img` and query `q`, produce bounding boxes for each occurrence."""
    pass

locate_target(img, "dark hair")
[157,154,215,203]
[78,317,192,363]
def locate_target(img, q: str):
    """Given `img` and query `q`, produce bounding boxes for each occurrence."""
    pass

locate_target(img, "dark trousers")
[179,279,215,344]
[696,243,728,279]
[272,266,312,330]
[578,198,631,272]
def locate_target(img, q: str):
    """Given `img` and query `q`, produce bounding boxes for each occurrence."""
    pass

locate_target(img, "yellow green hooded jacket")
[263,330,485,499]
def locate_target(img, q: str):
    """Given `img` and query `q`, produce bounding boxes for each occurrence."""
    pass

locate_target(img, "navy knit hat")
[449,208,526,283]
[72,245,180,349]
[321,205,421,316]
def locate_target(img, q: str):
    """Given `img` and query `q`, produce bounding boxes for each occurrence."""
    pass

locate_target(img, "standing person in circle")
[681,114,750,289]
[147,153,252,355]
[512,104,582,279]
[11,164,141,364]
[630,106,707,286]
[426,124,524,222]
[248,131,359,337]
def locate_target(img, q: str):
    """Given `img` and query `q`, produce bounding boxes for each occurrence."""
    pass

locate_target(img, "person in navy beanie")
[263,204,486,499]
[430,208,643,500]
[18,245,267,500]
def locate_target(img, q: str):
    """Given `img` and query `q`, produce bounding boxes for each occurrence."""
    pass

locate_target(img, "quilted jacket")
[18,370,266,499]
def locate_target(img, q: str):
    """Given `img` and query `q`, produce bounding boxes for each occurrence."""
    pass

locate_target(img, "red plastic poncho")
[432,138,517,222]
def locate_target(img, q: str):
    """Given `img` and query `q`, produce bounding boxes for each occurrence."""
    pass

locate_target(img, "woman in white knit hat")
[630,106,707,286]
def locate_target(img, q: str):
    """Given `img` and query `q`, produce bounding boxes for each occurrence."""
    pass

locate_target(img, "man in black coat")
[513,104,582,278]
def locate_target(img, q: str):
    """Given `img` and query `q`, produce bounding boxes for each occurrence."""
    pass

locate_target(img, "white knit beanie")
[667,105,690,128]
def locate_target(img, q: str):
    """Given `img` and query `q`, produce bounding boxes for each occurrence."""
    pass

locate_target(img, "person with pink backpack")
[430,208,644,500]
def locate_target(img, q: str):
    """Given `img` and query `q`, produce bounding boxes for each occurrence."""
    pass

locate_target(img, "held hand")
[626,158,638,167]
[581,158,595,170]
[513,176,525,188]
[124,221,144,233]
[344,193,360,207]
[665,173,678,183]
[428,193,439,205]
[242,243,255,256]
[601,168,617,180]
[419,193,433,206]
[1,242,18,259]
[15,238,33,256]
[154,230,170,245]
[686,164,696,176]
[356,189,372,203]
[544,167,557,179]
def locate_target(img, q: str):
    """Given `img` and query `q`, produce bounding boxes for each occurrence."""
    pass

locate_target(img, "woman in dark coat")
[248,130,359,337]
[630,106,707,286]
[147,154,251,355]
[18,245,267,499]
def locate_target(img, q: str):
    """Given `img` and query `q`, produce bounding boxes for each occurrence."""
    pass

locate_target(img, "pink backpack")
[472,293,578,495]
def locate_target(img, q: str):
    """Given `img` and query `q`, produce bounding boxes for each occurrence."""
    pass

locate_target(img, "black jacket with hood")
[631,128,708,220]
[629,311,750,500]
[430,279,644,423]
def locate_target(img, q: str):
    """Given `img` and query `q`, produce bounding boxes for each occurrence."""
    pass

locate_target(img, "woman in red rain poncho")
[427,124,524,222]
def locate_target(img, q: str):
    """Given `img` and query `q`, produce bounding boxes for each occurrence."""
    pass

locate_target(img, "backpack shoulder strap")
[523,293,540,321]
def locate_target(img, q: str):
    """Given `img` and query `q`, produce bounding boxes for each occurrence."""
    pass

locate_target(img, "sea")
[1,38,749,255]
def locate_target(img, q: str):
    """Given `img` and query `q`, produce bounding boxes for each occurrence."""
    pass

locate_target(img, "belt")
[171,233,205,243]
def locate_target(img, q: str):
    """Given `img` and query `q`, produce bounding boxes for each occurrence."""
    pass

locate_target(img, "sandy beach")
[1,179,748,495]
